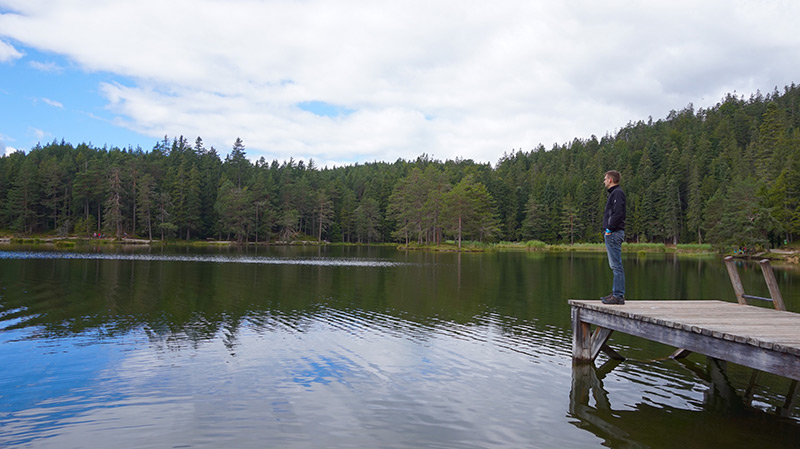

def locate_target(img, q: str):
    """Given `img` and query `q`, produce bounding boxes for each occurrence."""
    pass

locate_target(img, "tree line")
[2,84,800,248]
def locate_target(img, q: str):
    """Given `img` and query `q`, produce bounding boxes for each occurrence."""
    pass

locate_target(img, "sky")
[1,0,799,167]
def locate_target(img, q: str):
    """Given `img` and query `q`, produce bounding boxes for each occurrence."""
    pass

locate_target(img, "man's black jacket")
[603,185,626,231]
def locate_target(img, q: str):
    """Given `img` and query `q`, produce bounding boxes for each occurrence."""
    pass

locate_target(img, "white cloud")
[0,134,19,155]
[28,127,48,140]
[0,38,22,62]
[41,97,64,108]
[2,0,800,165]
[29,60,63,73]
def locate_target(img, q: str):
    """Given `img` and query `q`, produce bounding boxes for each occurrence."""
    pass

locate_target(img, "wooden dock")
[570,300,800,381]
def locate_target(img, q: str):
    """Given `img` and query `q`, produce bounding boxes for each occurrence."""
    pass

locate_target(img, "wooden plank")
[571,300,798,320]
[569,301,800,355]
[573,306,800,381]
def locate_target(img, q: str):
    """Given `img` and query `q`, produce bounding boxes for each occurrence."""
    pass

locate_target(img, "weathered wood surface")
[569,300,800,381]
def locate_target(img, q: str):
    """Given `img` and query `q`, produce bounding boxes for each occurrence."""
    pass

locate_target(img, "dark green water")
[0,246,798,448]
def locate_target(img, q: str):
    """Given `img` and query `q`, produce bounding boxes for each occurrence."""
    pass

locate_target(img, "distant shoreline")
[1,236,797,262]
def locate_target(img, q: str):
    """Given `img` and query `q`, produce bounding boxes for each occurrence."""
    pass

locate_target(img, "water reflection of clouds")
[0,332,130,447]
[291,355,358,388]
[0,251,410,267]
[0,302,595,448]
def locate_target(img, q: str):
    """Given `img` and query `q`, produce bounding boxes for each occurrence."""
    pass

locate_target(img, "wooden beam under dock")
[569,300,800,381]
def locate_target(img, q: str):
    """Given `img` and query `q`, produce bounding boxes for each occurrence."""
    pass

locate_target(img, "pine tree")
[185,165,202,239]
[685,164,704,243]
[227,138,249,188]
[662,178,682,244]
[314,190,334,242]
[442,175,498,249]
[137,174,156,240]
[103,166,125,238]
[39,157,64,231]
[560,194,580,244]
[354,198,382,243]
[7,157,40,234]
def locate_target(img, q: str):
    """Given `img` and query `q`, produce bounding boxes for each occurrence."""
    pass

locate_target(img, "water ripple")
[0,250,409,267]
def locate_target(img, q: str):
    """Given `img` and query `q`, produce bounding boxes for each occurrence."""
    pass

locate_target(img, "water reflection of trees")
[1,251,796,350]
[1,253,583,357]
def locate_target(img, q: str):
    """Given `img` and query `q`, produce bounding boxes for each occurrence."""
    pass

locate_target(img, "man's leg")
[607,231,625,298]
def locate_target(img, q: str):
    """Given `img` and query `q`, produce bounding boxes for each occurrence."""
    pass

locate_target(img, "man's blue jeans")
[604,230,625,298]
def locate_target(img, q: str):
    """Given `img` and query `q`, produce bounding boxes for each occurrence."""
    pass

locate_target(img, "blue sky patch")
[298,101,354,118]
[0,44,153,152]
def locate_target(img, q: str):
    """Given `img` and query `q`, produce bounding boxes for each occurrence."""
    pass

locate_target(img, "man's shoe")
[601,295,625,305]
[600,293,614,301]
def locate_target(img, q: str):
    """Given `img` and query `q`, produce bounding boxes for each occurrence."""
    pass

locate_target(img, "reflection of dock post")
[569,361,637,446]
[569,363,593,414]
[570,362,613,413]
[705,357,744,409]
[778,380,799,418]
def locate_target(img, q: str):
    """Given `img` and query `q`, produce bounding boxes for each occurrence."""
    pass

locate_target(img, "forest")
[2,84,799,249]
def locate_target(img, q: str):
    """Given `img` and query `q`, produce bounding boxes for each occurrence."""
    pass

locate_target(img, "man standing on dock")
[602,170,626,305]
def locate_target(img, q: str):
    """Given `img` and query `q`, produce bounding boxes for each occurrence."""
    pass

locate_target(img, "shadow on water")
[568,358,800,448]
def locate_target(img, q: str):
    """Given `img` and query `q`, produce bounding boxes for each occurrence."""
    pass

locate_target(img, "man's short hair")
[605,170,621,184]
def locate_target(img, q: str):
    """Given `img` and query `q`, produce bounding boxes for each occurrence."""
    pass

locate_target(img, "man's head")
[604,170,620,189]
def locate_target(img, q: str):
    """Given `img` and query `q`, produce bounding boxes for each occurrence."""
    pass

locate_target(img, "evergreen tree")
[442,175,498,249]
[685,164,704,243]
[278,208,300,241]
[215,178,254,242]
[522,196,547,241]
[103,165,125,238]
[185,165,202,239]
[662,177,682,244]
[388,167,428,245]
[314,190,334,242]
[39,157,66,232]
[560,194,580,244]
[137,173,156,240]
[226,138,249,188]
[7,157,40,234]
[354,198,382,243]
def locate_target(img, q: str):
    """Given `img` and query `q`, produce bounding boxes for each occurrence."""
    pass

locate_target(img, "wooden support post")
[724,256,747,305]
[670,348,693,359]
[590,327,614,360]
[572,307,592,362]
[759,259,786,311]
[590,327,625,361]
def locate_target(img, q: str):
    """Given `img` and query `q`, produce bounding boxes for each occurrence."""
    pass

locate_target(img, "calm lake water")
[1,245,798,448]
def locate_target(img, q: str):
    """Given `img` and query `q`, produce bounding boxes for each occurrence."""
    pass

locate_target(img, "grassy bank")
[493,241,714,254]
[398,240,718,255]
[1,232,794,261]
